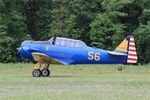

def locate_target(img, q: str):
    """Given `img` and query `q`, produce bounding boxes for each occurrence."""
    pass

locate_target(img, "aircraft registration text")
[88,52,100,61]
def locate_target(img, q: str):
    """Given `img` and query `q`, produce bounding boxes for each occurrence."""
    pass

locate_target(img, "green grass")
[0,63,150,100]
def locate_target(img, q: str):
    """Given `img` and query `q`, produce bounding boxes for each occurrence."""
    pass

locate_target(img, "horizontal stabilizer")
[108,51,127,56]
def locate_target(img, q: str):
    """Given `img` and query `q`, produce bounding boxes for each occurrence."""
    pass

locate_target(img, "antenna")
[52,34,56,45]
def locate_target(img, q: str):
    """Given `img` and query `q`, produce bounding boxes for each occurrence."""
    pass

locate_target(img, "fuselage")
[18,36,138,77]
[19,38,127,64]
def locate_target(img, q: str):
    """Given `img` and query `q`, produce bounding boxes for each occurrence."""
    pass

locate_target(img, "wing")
[32,52,64,65]
[108,51,127,56]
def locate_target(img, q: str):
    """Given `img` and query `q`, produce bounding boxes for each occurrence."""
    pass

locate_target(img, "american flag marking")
[127,36,138,63]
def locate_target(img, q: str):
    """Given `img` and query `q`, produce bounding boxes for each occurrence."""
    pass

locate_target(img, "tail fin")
[115,35,138,64]
[126,36,138,63]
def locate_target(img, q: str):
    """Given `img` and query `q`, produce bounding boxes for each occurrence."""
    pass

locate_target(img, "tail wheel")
[41,69,50,77]
[118,66,123,71]
[32,69,42,77]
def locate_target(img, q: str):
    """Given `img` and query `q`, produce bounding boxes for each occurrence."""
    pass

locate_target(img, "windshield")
[49,37,87,48]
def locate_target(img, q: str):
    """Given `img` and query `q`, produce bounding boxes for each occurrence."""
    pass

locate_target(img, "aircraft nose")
[19,46,30,59]
[19,40,32,59]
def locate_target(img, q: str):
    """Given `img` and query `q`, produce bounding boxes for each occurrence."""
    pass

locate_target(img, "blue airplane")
[18,34,138,77]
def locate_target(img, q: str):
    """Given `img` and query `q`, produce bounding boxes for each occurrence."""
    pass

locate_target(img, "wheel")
[32,69,42,77]
[118,66,123,71]
[41,69,50,77]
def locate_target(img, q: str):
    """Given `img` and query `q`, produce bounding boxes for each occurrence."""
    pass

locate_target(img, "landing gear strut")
[41,64,50,77]
[118,65,123,71]
[32,63,50,77]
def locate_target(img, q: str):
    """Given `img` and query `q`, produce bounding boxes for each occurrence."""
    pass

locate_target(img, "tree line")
[0,0,149,64]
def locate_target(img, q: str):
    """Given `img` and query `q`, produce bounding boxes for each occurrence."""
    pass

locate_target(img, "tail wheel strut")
[118,66,123,71]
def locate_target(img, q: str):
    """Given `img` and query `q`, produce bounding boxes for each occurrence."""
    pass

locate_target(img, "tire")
[32,69,42,77]
[41,69,50,77]
[118,66,122,71]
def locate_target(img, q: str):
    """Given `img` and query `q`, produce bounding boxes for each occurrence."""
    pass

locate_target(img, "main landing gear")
[32,63,50,77]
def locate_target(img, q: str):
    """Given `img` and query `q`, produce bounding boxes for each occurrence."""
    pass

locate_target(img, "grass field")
[0,63,150,100]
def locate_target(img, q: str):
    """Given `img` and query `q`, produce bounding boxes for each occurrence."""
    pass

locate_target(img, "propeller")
[16,47,23,63]
[17,47,21,54]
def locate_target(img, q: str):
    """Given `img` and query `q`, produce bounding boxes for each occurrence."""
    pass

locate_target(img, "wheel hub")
[32,69,42,77]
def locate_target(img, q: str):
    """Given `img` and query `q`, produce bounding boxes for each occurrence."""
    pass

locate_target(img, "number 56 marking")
[88,52,100,61]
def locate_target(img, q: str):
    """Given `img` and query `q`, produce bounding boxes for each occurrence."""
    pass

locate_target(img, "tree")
[139,9,150,25]
[0,0,30,62]
[66,0,104,44]
[50,0,70,37]
[24,0,52,40]
[0,0,149,64]
[90,14,125,50]
[133,0,150,64]
[90,0,133,50]
[134,22,150,64]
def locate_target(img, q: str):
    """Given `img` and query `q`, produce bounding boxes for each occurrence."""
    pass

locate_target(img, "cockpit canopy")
[49,37,87,48]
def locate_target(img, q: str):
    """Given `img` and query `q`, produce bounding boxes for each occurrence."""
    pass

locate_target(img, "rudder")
[115,35,138,64]
[126,36,138,63]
